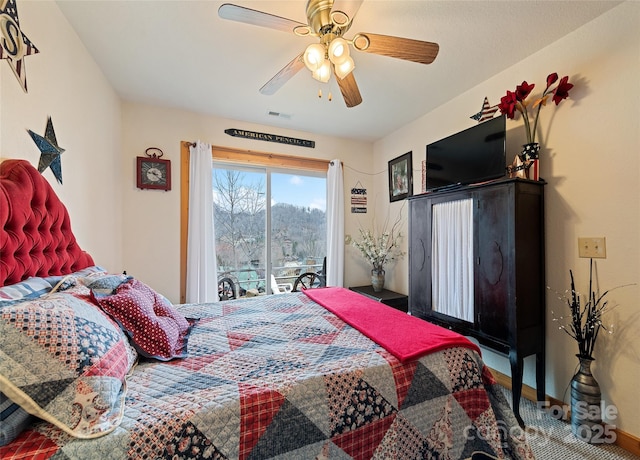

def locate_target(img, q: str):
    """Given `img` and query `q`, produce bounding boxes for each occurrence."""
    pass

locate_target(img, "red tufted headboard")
[0,159,94,287]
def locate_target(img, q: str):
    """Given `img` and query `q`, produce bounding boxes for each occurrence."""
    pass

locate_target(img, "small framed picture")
[388,151,412,202]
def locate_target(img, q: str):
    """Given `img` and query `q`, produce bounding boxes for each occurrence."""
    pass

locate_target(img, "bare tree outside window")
[214,169,265,272]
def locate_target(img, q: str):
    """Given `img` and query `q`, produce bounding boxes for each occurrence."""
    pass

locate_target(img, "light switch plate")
[578,237,606,258]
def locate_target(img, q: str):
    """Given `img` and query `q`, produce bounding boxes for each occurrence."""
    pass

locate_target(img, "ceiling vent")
[267,111,292,120]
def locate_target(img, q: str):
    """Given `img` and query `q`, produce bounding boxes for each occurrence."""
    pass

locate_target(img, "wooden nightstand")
[349,285,409,313]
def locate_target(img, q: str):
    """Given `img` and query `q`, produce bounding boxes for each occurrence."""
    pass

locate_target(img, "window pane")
[271,172,326,288]
[213,166,266,296]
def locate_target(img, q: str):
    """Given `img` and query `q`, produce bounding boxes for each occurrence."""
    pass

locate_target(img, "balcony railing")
[218,262,323,297]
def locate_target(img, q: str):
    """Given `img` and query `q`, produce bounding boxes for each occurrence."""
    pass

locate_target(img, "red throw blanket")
[303,287,480,362]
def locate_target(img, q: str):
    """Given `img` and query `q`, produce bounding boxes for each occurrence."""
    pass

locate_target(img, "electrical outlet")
[578,237,607,258]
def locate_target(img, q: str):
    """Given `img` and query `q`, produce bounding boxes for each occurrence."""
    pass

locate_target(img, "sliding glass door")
[213,164,326,297]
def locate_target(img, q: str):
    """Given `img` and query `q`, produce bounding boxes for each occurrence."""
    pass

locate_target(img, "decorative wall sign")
[28,116,65,184]
[470,97,499,122]
[350,183,367,213]
[225,128,315,148]
[0,0,40,92]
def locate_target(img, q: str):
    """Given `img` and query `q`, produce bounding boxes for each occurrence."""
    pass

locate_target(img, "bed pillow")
[44,265,107,287]
[92,279,194,360]
[85,274,132,296]
[0,292,137,438]
[0,278,54,445]
[0,276,52,304]
[0,266,110,443]
[0,392,31,446]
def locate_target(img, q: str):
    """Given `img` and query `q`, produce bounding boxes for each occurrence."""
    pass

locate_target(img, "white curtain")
[186,140,218,303]
[326,159,344,287]
[431,198,473,322]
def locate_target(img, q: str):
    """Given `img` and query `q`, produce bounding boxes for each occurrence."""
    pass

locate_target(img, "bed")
[0,159,533,459]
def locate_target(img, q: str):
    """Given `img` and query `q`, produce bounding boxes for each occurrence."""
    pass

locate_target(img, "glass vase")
[571,355,603,443]
[371,269,385,292]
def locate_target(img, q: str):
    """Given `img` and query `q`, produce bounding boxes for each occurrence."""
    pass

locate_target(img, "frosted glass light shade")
[312,59,331,82]
[303,43,326,71]
[334,56,355,79]
[328,38,349,65]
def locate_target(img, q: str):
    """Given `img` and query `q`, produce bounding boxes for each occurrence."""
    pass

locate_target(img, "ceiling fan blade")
[260,53,305,95]
[331,0,364,21]
[353,32,439,64]
[336,71,362,108]
[218,3,305,33]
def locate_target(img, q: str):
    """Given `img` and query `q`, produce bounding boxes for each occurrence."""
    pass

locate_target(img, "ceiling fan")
[218,0,439,108]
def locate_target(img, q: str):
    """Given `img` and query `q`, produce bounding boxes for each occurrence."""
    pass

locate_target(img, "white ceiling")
[56,0,620,143]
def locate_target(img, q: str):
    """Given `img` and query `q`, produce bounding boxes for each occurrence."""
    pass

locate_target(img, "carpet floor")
[501,387,639,459]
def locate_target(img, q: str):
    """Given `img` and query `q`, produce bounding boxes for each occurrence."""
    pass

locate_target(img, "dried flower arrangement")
[551,258,629,359]
[352,212,405,273]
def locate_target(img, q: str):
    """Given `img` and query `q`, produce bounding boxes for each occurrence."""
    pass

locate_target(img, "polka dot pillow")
[92,279,195,360]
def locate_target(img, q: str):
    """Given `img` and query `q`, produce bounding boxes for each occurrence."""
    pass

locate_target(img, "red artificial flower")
[498,91,518,119]
[515,81,535,102]
[552,75,574,105]
[499,72,574,144]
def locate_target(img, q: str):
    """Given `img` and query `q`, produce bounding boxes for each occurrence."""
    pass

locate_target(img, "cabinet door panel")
[408,197,431,317]
[475,186,512,342]
[431,198,474,323]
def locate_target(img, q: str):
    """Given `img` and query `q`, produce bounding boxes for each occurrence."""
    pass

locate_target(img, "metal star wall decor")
[0,0,40,92]
[470,97,499,122]
[28,117,65,184]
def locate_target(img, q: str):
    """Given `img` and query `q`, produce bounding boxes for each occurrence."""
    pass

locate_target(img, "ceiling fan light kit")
[218,0,439,107]
[305,35,355,82]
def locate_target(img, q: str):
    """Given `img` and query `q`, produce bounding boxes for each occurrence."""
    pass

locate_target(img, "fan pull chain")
[317,88,333,101]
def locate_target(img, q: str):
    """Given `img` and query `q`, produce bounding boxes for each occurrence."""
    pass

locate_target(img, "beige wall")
[3,0,639,441]
[1,0,124,271]
[373,2,640,436]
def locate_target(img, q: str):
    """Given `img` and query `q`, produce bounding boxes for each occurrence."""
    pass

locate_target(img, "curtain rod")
[187,141,339,167]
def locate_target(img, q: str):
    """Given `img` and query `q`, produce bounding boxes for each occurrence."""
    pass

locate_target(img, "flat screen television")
[425,115,506,191]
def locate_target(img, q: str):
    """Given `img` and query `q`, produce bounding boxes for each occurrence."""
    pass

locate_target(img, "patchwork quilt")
[2,292,533,459]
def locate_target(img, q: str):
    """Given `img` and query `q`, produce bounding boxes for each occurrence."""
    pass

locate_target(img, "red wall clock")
[136,148,171,191]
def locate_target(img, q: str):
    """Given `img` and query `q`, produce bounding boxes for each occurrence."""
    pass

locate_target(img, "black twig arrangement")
[551,258,629,360]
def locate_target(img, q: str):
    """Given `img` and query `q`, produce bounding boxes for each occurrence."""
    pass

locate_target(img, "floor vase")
[571,356,603,443]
